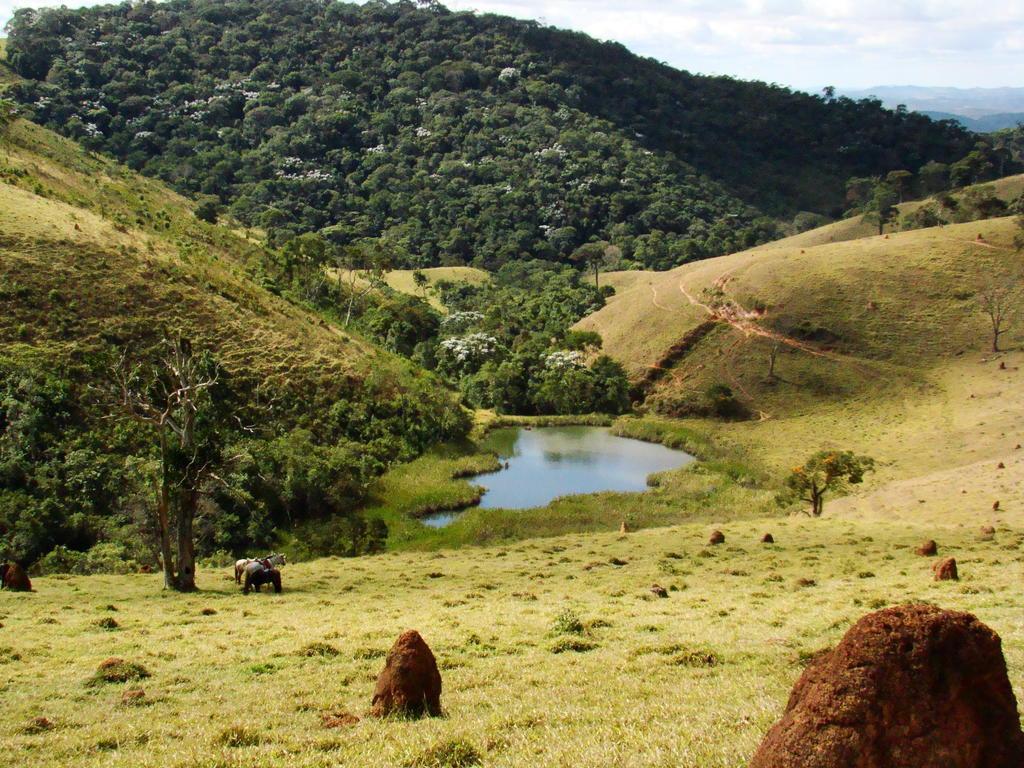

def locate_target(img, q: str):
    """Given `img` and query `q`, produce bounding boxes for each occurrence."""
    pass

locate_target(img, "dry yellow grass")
[580,216,1020,382]
[3,508,1022,768]
[576,210,1024,570]
[331,266,491,311]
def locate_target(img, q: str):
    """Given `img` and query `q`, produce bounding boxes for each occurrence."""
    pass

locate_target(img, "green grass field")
[3,511,1022,768]
[384,267,491,311]
[331,267,491,312]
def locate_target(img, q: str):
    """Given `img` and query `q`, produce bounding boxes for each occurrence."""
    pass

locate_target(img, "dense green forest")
[3,0,975,270]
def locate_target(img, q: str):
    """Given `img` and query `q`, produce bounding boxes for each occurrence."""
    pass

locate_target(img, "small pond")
[422,426,694,527]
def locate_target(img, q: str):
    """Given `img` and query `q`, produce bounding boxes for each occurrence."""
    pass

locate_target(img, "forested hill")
[4,0,973,270]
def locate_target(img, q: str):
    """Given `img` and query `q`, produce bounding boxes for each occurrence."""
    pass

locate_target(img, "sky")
[1,0,1022,91]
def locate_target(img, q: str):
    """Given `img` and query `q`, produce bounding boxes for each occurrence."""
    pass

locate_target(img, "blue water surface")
[422,426,694,527]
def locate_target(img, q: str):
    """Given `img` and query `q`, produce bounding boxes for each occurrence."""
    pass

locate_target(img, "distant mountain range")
[839,86,1024,132]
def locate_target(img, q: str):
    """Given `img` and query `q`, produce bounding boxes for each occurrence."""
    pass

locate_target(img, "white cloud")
[442,0,1024,88]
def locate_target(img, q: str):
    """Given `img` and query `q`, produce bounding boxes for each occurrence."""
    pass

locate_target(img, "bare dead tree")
[333,240,394,327]
[977,270,1023,353]
[112,337,219,591]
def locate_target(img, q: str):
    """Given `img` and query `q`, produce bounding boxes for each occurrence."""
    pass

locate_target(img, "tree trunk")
[173,489,199,592]
[593,263,600,290]
[768,344,778,378]
[345,288,358,327]
[157,432,176,590]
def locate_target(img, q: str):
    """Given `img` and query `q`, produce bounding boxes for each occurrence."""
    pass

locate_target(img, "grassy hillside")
[0,111,468,564]
[0,114,461,408]
[385,267,491,311]
[582,215,1020,379]
[761,173,1024,250]
[577,215,1023,490]
[3,507,1022,768]
[334,266,492,312]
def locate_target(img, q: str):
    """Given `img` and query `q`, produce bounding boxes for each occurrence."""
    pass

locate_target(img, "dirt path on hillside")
[650,283,670,310]
[959,237,1011,251]
[677,275,866,366]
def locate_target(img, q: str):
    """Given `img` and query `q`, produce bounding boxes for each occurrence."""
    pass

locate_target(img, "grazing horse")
[243,566,282,594]
[234,553,286,584]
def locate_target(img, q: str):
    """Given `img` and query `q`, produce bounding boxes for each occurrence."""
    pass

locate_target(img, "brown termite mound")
[749,604,1024,768]
[916,540,938,556]
[369,630,442,718]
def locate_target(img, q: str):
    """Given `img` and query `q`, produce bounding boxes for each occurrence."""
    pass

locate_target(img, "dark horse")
[243,565,282,594]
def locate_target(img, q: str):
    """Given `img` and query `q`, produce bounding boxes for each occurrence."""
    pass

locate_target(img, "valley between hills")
[1,2,1024,766]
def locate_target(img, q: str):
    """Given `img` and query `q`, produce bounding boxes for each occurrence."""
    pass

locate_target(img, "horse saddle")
[244,560,269,576]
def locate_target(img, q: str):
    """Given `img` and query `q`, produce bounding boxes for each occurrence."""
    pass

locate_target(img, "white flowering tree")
[544,350,585,371]
[437,333,503,377]
[439,311,485,336]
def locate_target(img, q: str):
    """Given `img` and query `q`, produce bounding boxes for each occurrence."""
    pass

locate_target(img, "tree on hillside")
[977,269,1023,353]
[334,239,395,327]
[765,316,798,380]
[950,147,995,188]
[864,183,899,235]
[785,450,874,517]
[918,161,950,195]
[112,337,237,592]
[412,270,429,298]
[885,170,913,203]
[845,176,877,213]
[570,241,622,289]
[0,100,16,135]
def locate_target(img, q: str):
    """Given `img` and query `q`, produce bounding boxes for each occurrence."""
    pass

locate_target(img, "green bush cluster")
[0,341,467,570]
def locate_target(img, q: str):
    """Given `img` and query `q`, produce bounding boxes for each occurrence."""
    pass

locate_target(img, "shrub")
[671,649,721,667]
[353,647,386,660]
[550,609,584,635]
[550,638,598,654]
[86,658,150,686]
[703,384,750,421]
[406,738,482,768]
[300,642,340,657]
[20,717,55,734]
[194,196,222,223]
[214,726,263,747]
[38,544,139,575]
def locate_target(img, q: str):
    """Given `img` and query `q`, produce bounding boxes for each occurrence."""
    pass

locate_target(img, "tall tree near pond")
[112,337,233,592]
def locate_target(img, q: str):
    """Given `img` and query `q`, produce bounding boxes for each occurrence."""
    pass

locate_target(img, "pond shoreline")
[360,413,774,551]
[420,424,695,526]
